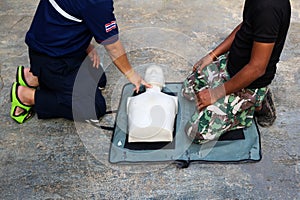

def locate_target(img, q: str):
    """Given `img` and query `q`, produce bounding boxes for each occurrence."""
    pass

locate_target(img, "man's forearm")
[104,40,132,74]
[225,64,265,93]
[211,63,265,101]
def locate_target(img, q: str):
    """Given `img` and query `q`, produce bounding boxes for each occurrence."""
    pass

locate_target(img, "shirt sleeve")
[82,0,119,45]
[252,6,281,43]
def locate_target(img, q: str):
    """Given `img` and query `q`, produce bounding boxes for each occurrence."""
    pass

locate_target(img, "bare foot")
[23,68,39,87]
[14,85,35,116]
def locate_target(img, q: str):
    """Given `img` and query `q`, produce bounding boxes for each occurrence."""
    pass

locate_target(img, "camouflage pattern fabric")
[182,54,268,144]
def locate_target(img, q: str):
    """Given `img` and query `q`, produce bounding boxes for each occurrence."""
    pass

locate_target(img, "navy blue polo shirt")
[25,0,119,57]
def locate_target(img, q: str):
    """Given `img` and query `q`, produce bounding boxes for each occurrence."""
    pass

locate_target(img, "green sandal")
[16,65,37,88]
[10,82,35,124]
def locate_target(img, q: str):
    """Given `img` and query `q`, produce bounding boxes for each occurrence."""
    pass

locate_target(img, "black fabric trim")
[218,128,245,141]
[123,116,177,150]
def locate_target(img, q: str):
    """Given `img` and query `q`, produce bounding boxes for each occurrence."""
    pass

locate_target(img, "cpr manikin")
[127,65,178,143]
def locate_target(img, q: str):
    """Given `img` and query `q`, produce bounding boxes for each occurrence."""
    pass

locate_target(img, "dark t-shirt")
[227,0,291,88]
[25,0,119,57]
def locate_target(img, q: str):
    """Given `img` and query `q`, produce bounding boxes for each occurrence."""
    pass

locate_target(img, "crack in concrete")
[9,16,28,30]
[0,65,3,92]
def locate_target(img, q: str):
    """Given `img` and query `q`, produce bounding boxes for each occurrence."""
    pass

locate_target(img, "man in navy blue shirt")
[10,0,150,123]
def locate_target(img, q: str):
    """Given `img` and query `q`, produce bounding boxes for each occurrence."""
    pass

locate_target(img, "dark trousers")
[29,49,106,120]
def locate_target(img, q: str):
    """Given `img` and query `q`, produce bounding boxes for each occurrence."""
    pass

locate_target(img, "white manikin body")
[127,66,178,143]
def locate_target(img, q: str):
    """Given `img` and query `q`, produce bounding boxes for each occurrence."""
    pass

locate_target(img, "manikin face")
[144,65,165,88]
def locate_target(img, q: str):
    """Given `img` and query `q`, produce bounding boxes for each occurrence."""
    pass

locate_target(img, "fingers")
[127,72,141,93]
[95,55,100,68]
[197,105,206,111]
[196,89,214,111]
[196,98,207,111]
[193,62,200,72]
[193,54,214,73]
[133,79,151,93]
[88,49,100,68]
[130,78,152,94]
[196,91,206,111]
[197,101,205,111]
[92,53,100,68]
[133,85,140,93]
[141,79,152,88]
[193,61,206,74]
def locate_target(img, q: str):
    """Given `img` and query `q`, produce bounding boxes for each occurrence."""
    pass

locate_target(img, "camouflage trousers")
[182,54,268,144]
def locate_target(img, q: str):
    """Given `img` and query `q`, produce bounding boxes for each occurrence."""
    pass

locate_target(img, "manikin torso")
[126,66,178,142]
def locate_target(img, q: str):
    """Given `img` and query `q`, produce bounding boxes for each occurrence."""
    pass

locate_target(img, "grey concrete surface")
[0,0,299,199]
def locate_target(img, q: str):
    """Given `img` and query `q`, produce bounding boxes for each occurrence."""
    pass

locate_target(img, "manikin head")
[144,65,165,90]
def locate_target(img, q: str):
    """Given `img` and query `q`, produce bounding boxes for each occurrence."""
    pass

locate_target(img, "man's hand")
[126,69,152,93]
[104,40,152,92]
[86,44,100,68]
[196,86,225,111]
[196,89,215,111]
[193,54,214,73]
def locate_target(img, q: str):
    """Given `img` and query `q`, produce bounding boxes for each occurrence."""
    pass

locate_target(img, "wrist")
[211,85,226,101]
[125,69,135,79]
[209,51,218,61]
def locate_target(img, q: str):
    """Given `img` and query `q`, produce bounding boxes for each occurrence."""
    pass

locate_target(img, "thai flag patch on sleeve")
[105,21,117,33]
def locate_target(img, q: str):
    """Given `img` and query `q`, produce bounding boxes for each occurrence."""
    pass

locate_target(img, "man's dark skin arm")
[196,41,275,111]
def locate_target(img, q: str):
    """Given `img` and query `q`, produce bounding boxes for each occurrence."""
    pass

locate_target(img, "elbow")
[104,41,118,53]
[104,40,124,59]
[248,62,267,78]
[255,67,266,78]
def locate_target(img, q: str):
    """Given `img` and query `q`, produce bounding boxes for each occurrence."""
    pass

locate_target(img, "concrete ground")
[0,0,299,199]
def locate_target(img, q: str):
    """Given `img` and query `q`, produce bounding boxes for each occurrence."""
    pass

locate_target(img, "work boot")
[255,89,276,127]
